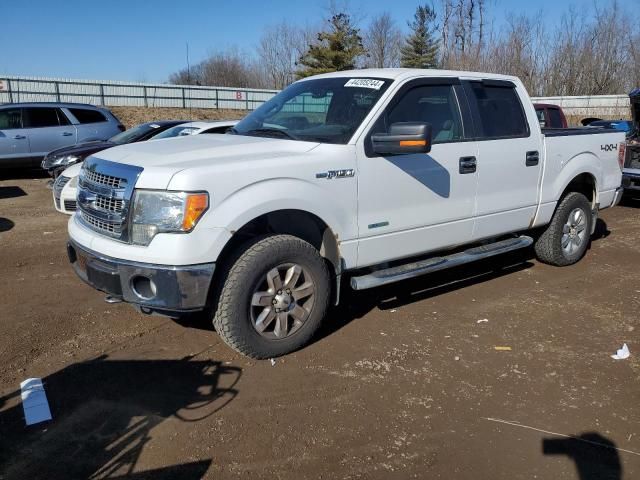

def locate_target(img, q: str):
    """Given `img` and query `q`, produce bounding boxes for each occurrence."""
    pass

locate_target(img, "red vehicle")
[534,103,568,129]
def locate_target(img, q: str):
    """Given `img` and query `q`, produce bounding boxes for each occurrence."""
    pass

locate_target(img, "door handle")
[62,132,74,136]
[459,156,477,174]
[526,151,539,166]
[13,134,26,140]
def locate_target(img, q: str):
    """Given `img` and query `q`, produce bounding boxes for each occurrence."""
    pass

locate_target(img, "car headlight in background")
[68,175,79,188]
[130,190,209,246]
[48,154,81,168]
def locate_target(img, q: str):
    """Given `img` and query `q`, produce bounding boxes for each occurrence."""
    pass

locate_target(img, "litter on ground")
[611,343,630,360]
[20,378,52,426]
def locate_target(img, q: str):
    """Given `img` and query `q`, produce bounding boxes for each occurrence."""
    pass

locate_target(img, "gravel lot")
[1,172,639,479]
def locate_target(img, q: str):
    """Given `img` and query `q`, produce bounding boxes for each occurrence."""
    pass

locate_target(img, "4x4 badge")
[316,169,355,179]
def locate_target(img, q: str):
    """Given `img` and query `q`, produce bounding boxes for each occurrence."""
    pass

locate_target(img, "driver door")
[355,79,479,268]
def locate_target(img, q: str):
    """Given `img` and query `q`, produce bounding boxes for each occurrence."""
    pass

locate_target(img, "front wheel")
[534,192,592,266]
[213,235,330,359]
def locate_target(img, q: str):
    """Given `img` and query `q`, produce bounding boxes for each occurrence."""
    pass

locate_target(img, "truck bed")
[542,127,620,137]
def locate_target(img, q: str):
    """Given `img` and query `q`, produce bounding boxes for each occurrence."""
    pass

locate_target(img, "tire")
[534,192,592,266]
[213,234,331,359]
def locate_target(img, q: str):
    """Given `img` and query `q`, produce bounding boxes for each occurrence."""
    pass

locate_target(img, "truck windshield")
[231,77,392,144]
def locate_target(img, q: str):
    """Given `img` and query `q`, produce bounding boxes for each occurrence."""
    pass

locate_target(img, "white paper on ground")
[20,378,52,425]
[611,343,630,360]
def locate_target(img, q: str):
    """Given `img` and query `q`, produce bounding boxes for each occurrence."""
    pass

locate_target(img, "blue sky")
[1,0,635,83]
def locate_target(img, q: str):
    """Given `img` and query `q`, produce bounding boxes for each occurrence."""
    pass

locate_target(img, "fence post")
[245,90,249,110]
[99,84,105,105]
[215,88,219,110]
[182,88,186,108]
[7,78,13,103]
[143,86,148,107]
[54,81,61,102]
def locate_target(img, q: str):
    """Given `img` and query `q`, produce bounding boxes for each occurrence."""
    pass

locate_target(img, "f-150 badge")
[316,169,355,179]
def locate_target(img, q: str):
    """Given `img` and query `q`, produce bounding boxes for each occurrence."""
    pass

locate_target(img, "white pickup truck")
[67,69,625,358]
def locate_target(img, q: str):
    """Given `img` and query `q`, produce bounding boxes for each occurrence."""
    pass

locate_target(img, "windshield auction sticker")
[344,79,385,90]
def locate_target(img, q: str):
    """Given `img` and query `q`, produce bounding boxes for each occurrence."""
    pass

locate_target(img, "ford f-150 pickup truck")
[67,69,625,358]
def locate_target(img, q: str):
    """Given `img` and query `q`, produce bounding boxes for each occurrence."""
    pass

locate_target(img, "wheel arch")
[560,172,598,207]
[223,209,341,269]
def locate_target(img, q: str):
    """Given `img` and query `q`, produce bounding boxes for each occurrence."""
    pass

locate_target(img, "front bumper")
[622,171,640,192]
[67,240,215,313]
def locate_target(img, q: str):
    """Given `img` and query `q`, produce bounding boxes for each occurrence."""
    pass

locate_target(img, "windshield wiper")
[244,128,300,140]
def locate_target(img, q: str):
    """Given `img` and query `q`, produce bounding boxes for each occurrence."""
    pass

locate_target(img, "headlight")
[50,154,80,167]
[130,190,209,246]
[69,175,79,188]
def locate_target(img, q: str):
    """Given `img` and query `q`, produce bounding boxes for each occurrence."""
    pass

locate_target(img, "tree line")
[169,0,640,97]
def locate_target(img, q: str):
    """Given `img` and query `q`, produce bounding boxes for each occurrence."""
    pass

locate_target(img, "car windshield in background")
[109,124,158,144]
[151,125,197,139]
[231,77,392,144]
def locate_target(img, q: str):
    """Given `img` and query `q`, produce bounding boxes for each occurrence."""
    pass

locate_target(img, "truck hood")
[88,134,320,189]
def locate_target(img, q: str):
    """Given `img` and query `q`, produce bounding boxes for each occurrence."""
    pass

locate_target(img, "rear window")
[23,108,64,128]
[69,108,107,124]
[0,109,22,129]
[468,83,529,139]
[548,108,563,128]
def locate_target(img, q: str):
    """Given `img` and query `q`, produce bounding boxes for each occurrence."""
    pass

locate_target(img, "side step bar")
[350,236,533,291]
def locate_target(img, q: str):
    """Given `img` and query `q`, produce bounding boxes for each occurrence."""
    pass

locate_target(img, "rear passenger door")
[356,78,479,267]
[22,107,77,159]
[463,80,543,240]
[66,107,111,142]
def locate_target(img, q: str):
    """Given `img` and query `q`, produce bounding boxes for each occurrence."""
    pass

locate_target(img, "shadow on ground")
[0,355,241,479]
[0,217,15,232]
[0,186,27,200]
[0,168,49,181]
[543,433,622,480]
[175,220,611,350]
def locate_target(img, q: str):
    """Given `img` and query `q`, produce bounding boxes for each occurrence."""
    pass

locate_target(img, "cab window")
[371,84,464,144]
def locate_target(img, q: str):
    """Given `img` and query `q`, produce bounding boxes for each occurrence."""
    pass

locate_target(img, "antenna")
[186,41,192,116]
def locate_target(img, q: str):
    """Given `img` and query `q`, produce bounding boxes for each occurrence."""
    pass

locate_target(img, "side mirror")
[371,122,432,155]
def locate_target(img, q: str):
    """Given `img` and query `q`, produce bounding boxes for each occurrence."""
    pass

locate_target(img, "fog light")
[131,224,158,245]
[131,275,157,300]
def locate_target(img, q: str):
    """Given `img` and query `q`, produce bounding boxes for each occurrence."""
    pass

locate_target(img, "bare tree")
[363,12,402,68]
[169,49,267,88]
[258,22,309,89]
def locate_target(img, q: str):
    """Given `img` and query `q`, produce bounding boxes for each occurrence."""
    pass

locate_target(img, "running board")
[350,236,533,290]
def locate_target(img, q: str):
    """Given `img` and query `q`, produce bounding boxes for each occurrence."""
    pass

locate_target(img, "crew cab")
[67,69,624,358]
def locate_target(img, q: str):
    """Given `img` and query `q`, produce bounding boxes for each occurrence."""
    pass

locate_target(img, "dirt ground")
[0,172,639,480]
[109,106,246,129]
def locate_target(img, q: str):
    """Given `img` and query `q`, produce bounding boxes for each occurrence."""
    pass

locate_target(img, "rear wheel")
[213,235,330,359]
[534,192,592,266]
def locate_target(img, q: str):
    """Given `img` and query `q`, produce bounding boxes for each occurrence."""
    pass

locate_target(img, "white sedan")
[52,120,238,214]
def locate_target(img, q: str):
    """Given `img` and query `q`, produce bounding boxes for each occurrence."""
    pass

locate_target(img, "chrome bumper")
[67,240,215,313]
[612,186,625,206]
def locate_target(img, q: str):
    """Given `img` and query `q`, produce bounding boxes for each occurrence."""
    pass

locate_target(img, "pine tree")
[296,13,366,79]
[400,5,439,69]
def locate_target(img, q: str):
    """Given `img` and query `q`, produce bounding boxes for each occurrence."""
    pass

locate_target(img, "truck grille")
[83,170,125,188]
[64,200,77,211]
[81,211,121,234]
[94,195,123,213]
[77,158,142,242]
